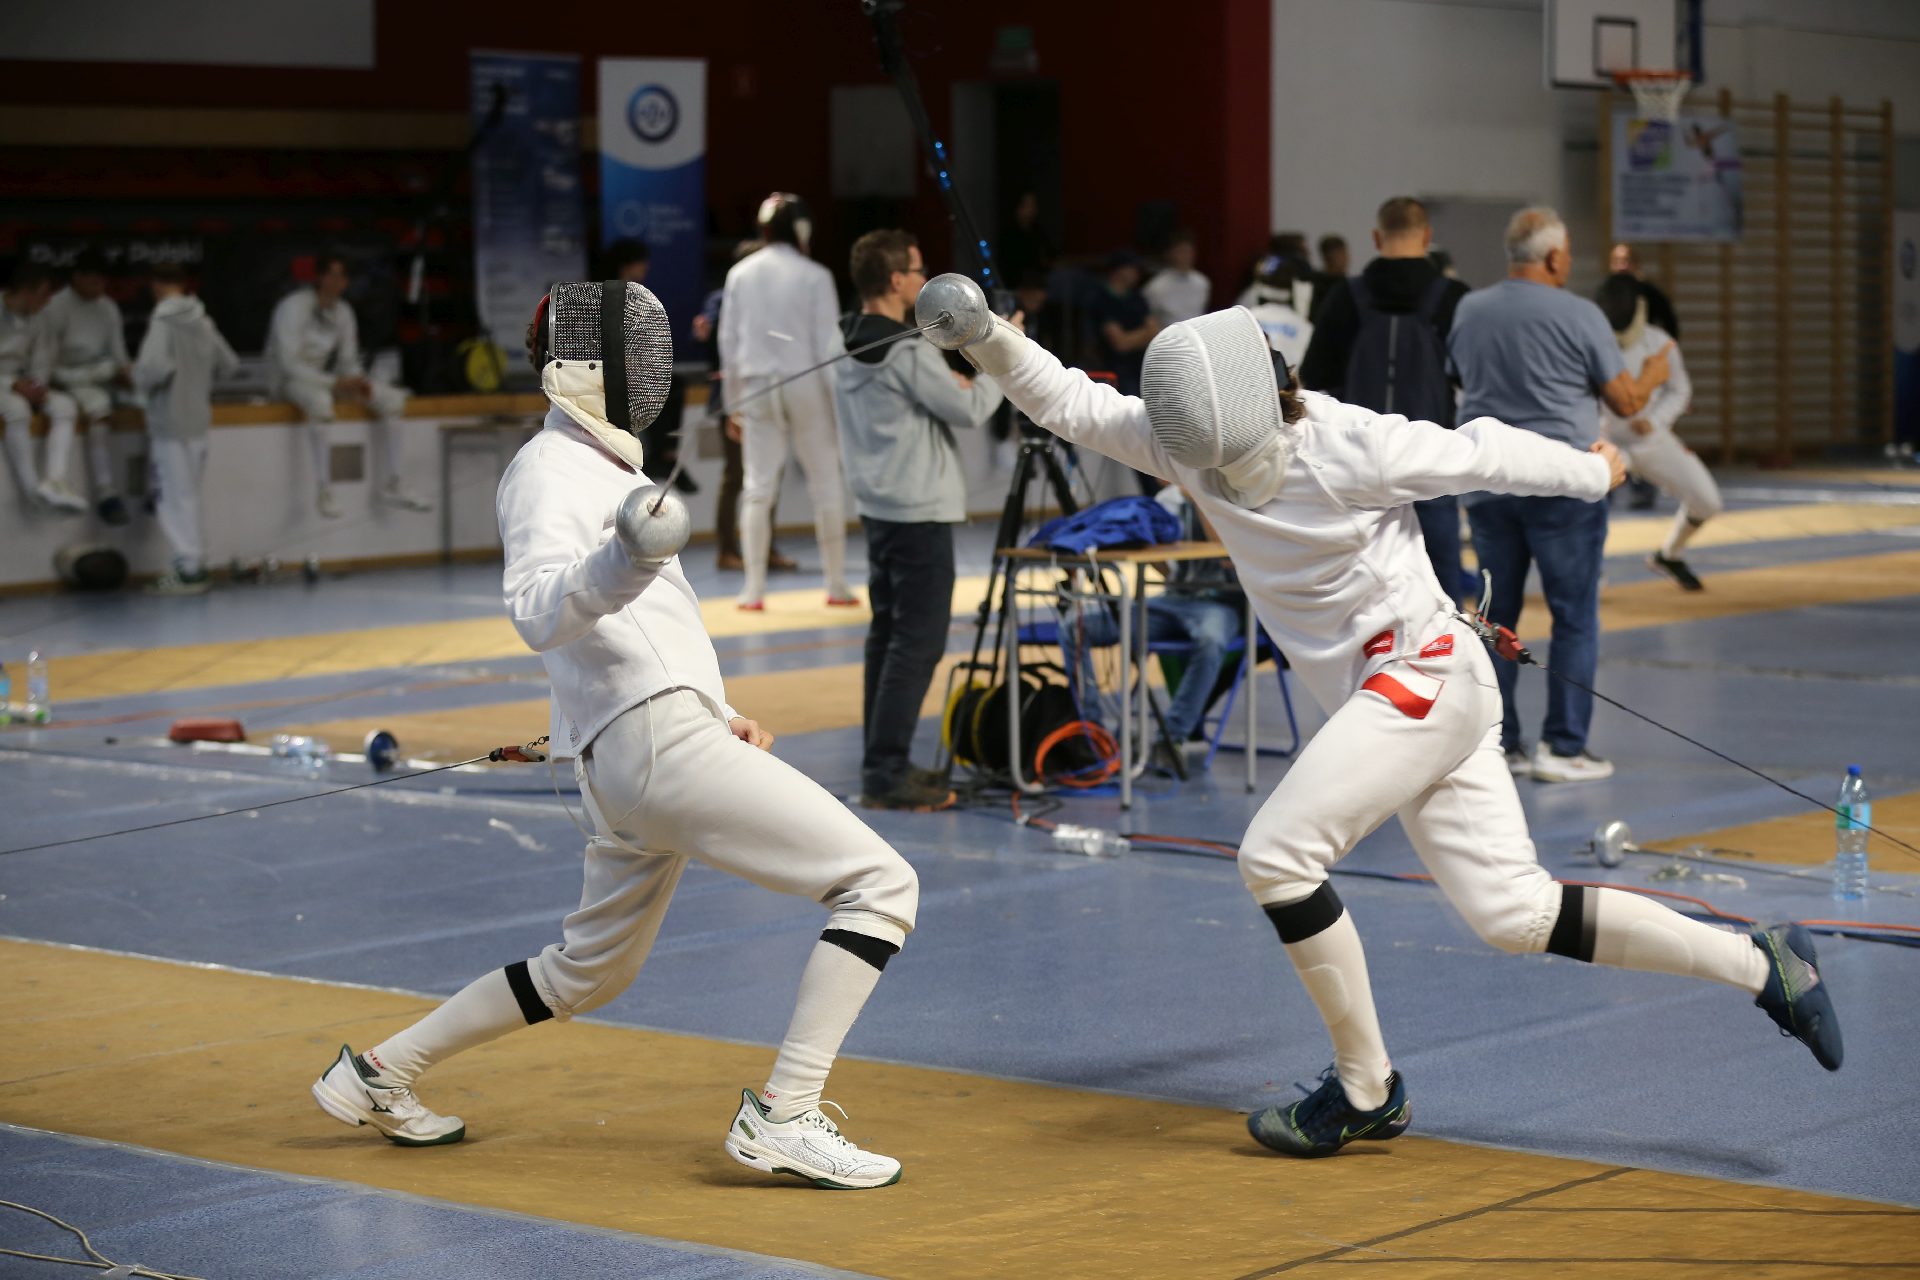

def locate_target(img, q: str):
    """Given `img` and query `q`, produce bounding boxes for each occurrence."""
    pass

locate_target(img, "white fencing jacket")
[267,287,366,395]
[1600,324,1690,444]
[994,343,1610,712]
[498,404,737,757]
[40,288,129,385]
[0,302,49,382]
[717,242,843,381]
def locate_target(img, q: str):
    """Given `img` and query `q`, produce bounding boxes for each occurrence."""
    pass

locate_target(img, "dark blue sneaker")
[1248,1067,1410,1157]
[1751,923,1842,1071]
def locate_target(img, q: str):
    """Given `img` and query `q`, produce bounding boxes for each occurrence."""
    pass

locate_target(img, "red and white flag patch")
[1361,670,1443,720]
[1363,629,1395,658]
[1419,634,1455,659]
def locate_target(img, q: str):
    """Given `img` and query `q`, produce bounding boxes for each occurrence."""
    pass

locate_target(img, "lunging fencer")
[927,276,1841,1157]
[312,281,917,1191]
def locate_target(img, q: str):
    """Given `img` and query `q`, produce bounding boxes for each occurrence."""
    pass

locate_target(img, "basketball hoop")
[1612,70,1693,122]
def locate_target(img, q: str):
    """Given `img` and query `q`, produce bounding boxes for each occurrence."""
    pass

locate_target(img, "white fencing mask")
[1140,306,1296,508]
[538,280,673,471]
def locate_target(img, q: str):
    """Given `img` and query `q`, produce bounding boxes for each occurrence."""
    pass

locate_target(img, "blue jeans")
[1060,593,1241,742]
[1466,495,1608,756]
[1413,495,1469,602]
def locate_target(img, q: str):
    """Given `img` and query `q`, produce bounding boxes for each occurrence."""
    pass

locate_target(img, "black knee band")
[504,960,555,1024]
[1545,884,1597,962]
[821,928,899,972]
[1264,883,1344,944]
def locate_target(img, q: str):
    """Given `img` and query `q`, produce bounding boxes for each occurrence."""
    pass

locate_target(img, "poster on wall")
[1612,111,1742,242]
[599,58,706,341]
[470,51,586,380]
[1895,212,1919,451]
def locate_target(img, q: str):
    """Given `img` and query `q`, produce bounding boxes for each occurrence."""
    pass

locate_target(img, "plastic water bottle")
[1832,765,1870,902]
[1051,823,1130,858]
[0,660,11,726]
[271,734,332,775]
[23,650,49,724]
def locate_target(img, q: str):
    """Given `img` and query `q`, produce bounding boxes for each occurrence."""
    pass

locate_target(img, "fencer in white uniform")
[267,254,426,519]
[132,265,239,594]
[1597,274,1722,592]
[944,293,1841,1156]
[0,263,85,514]
[311,281,917,1191]
[39,252,131,524]
[718,192,854,609]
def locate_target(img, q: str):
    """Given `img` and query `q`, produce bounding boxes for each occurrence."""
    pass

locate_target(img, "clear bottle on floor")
[271,734,333,774]
[1051,823,1130,858]
[0,659,12,726]
[1832,765,1870,902]
[23,650,49,724]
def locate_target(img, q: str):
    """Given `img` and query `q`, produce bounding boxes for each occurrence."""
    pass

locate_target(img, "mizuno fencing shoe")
[724,1089,901,1189]
[1751,924,1843,1071]
[1248,1067,1411,1157]
[311,1044,465,1146]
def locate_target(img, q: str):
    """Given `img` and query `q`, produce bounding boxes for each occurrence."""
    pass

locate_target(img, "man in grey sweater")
[836,230,1003,810]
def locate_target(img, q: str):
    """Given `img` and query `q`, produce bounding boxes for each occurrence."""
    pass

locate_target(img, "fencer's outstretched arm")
[966,318,1172,483]
[1335,412,1612,509]
[498,461,664,653]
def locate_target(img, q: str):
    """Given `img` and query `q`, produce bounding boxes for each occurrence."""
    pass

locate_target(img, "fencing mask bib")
[1140,306,1297,508]
[537,280,673,471]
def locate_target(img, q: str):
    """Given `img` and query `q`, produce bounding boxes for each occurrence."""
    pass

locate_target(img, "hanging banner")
[598,57,706,341]
[470,51,585,378]
[1895,211,1919,451]
[1611,111,1742,242]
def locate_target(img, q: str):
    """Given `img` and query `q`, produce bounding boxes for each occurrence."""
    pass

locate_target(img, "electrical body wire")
[1,1199,206,1279]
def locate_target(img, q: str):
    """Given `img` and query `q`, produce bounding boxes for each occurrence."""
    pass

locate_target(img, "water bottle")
[271,734,332,775]
[0,659,11,726]
[23,650,49,724]
[1051,823,1130,858]
[1832,765,1870,902]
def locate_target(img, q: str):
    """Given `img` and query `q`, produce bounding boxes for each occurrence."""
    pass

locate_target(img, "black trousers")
[861,518,956,793]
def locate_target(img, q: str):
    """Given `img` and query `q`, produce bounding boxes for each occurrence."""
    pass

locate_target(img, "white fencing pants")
[61,380,121,497]
[1,390,41,491]
[735,370,849,605]
[1616,427,1723,556]
[2,390,78,494]
[149,437,209,574]
[528,688,918,1019]
[287,380,409,488]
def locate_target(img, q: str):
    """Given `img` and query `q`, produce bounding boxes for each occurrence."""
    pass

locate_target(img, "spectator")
[696,243,796,573]
[1012,272,1069,356]
[1318,234,1351,281]
[1143,230,1211,326]
[0,261,84,513]
[268,253,427,519]
[40,249,131,525]
[719,192,853,610]
[835,230,1002,811]
[1235,254,1313,369]
[1607,242,1681,510]
[1448,207,1673,783]
[132,264,239,595]
[1089,252,1156,397]
[996,191,1054,300]
[1299,196,1472,600]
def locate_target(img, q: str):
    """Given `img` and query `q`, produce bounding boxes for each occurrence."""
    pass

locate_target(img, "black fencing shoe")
[1248,1067,1410,1157]
[1752,924,1843,1071]
[1647,551,1705,591]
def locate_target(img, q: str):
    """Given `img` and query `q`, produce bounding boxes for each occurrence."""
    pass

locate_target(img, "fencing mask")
[536,280,673,471]
[1140,306,1297,509]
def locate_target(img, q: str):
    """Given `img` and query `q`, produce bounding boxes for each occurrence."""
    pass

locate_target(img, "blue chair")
[1149,627,1300,771]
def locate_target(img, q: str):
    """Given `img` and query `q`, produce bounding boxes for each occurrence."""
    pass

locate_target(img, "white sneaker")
[311,1044,464,1147]
[34,479,87,514]
[316,486,343,519]
[723,1089,901,1189]
[146,567,212,596]
[379,478,433,512]
[1505,747,1531,776]
[1531,742,1615,783]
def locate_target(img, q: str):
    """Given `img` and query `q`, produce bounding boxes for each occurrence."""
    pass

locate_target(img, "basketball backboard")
[1545,0,1700,89]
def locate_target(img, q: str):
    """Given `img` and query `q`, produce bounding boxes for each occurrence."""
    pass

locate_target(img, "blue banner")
[470,51,586,377]
[599,57,706,342]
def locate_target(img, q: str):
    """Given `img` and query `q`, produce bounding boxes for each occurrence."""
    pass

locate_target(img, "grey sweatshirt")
[132,295,240,439]
[833,312,1003,524]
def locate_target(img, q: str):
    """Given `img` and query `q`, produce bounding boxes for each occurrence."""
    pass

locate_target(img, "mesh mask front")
[1140,307,1283,470]
[546,280,673,432]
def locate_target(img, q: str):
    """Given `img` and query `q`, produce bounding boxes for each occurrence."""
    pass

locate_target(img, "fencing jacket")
[267,287,366,395]
[498,404,738,758]
[994,342,1610,713]
[1600,324,1690,444]
[717,242,843,381]
[39,287,129,385]
[0,301,47,382]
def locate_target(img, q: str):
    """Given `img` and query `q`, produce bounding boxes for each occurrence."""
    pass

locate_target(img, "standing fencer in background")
[720,192,855,610]
[40,250,131,525]
[313,281,917,1191]
[0,261,85,514]
[268,253,428,519]
[1596,272,1720,592]
[940,285,1840,1160]
[133,264,239,596]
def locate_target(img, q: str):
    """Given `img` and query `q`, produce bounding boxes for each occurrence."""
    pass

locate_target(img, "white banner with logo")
[1612,111,1743,242]
[598,58,706,343]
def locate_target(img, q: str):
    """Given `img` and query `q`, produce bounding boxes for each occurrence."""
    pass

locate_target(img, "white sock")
[814,499,850,599]
[1661,511,1707,559]
[2,420,37,487]
[762,938,886,1122]
[1588,888,1767,994]
[86,422,115,497]
[364,967,534,1086]
[1283,909,1391,1111]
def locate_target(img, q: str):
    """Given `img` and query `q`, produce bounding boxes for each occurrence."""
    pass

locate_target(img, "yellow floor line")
[1600,499,1920,555]
[1647,791,1920,868]
[5,939,1912,1279]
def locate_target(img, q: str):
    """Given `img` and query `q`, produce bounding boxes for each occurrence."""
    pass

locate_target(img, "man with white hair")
[1447,207,1674,783]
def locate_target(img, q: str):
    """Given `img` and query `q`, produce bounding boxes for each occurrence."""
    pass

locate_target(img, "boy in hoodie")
[132,265,240,595]
[835,231,1003,811]
[0,261,85,514]
[311,281,916,1191]
[40,250,133,525]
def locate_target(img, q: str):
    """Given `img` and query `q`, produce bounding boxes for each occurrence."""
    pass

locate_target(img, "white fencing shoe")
[315,485,343,519]
[34,479,87,514]
[311,1044,464,1147]
[723,1089,901,1189]
[379,477,433,512]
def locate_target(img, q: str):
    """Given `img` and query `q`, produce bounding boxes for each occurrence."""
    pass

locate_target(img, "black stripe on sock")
[1264,883,1344,944]
[1545,883,1598,962]
[504,960,555,1024]
[820,928,899,972]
